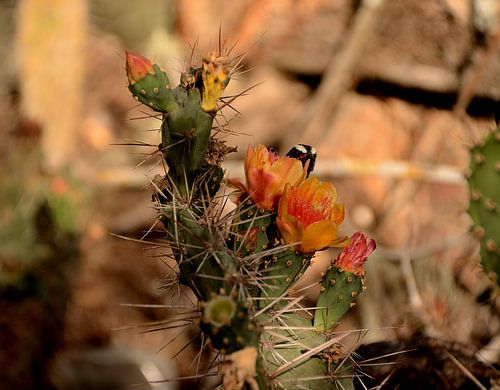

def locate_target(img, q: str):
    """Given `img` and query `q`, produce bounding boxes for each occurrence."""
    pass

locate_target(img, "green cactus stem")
[159,86,214,178]
[200,295,258,353]
[261,312,354,390]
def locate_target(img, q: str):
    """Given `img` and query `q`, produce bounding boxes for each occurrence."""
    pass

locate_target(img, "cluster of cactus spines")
[125,42,376,389]
[467,125,500,287]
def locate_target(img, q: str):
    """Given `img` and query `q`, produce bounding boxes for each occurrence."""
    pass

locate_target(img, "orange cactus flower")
[333,232,376,276]
[125,50,154,83]
[276,176,347,253]
[229,144,307,210]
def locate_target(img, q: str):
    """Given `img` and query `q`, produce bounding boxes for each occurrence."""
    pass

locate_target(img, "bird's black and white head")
[286,144,317,177]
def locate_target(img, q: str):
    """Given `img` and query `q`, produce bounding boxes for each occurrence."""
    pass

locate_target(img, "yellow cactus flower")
[277,176,347,253]
[333,232,376,276]
[229,144,308,211]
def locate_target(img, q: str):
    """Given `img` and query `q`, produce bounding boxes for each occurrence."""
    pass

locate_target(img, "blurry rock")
[442,0,472,24]
[473,34,500,101]
[313,92,489,249]
[373,109,476,248]
[351,204,375,230]
[270,0,353,75]
[316,93,419,210]
[82,113,114,151]
[52,347,177,390]
[473,0,500,33]
[175,0,337,55]
[224,67,310,156]
[358,0,473,93]
[84,30,133,121]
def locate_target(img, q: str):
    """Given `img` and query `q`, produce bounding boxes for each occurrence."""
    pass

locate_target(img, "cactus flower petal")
[334,232,376,276]
[229,144,307,210]
[302,220,341,254]
[125,50,154,83]
[277,177,346,253]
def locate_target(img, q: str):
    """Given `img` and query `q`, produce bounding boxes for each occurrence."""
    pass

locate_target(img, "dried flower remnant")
[201,53,230,112]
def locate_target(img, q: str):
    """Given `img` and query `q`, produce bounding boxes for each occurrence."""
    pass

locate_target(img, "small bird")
[286,144,317,177]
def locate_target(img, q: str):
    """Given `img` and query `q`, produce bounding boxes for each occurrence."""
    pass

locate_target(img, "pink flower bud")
[333,232,376,276]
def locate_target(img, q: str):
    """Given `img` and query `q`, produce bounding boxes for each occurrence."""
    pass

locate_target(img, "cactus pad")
[467,126,500,285]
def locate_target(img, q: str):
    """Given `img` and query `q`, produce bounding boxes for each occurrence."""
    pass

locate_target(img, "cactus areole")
[125,47,376,389]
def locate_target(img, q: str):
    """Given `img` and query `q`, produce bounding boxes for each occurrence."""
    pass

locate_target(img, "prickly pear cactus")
[125,45,376,389]
[467,126,500,286]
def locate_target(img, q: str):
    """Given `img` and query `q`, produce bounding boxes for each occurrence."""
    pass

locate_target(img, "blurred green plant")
[0,146,83,288]
[0,139,85,388]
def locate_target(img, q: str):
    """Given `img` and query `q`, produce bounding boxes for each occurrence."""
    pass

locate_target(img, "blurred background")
[1,0,499,389]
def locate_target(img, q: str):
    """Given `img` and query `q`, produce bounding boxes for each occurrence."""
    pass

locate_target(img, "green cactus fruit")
[200,296,258,353]
[314,266,364,331]
[314,232,375,331]
[467,126,500,285]
[204,295,237,327]
[126,51,176,113]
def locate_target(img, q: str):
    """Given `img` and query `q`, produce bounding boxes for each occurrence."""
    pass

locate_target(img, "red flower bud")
[125,50,154,83]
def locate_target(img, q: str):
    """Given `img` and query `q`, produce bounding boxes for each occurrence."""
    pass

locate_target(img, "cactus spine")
[467,126,500,287]
[125,46,375,389]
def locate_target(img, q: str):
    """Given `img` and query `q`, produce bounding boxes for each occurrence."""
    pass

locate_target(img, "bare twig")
[444,350,488,390]
[400,249,423,310]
